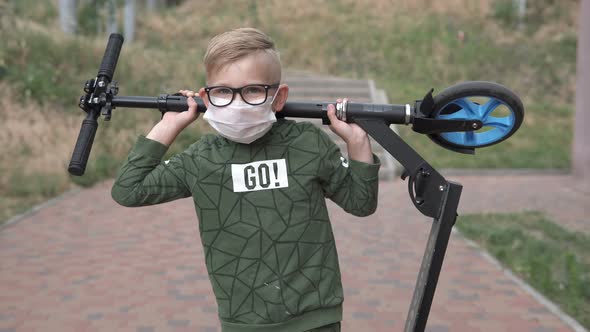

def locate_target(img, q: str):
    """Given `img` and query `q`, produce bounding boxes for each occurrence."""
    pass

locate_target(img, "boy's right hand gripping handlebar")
[68,34,124,176]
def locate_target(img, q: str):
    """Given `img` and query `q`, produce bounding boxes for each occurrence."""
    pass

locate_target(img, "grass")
[0,0,580,225]
[455,211,590,329]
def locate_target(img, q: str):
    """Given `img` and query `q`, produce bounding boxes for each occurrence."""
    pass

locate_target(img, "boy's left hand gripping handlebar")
[68,34,124,176]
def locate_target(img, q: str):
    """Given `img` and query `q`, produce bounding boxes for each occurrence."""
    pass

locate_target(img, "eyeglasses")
[204,84,280,107]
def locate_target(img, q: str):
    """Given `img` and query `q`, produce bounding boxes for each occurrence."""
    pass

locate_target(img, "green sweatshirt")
[111,119,380,332]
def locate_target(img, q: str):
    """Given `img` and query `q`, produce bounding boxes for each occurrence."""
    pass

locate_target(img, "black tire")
[428,81,525,151]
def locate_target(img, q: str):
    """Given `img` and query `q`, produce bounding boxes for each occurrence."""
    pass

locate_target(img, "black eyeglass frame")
[204,83,280,107]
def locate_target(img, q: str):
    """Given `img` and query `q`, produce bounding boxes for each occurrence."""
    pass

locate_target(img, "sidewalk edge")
[0,187,83,232]
[439,168,570,176]
[451,228,588,332]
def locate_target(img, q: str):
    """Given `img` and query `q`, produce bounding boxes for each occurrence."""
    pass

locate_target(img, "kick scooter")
[68,34,524,332]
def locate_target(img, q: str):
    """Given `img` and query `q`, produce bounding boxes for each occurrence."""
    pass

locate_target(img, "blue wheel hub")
[435,97,516,147]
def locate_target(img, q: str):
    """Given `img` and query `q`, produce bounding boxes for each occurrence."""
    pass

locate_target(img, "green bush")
[2,31,96,108]
[9,172,61,197]
[6,0,57,25]
[492,0,517,26]
[69,152,123,187]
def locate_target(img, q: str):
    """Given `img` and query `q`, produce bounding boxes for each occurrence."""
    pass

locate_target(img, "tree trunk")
[59,0,77,34]
[515,0,526,30]
[106,0,118,34]
[124,0,136,42]
[146,0,157,11]
[572,0,589,190]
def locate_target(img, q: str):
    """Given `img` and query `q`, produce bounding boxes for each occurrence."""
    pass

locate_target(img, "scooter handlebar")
[98,34,124,82]
[111,95,413,125]
[68,33,124,176]
[67,115,99,176]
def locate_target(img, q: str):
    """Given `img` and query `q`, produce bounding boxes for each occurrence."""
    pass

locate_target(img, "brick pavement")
[0,175,587,332]
[441,172,589,235]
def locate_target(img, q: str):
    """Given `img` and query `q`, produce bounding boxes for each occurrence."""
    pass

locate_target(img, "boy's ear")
[273,84,289,113]
[198,88,209,108]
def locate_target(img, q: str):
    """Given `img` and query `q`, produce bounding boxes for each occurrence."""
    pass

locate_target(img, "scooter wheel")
[428,81,524,152]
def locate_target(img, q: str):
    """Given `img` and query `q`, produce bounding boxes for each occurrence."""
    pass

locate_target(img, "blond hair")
[203,27,281,79]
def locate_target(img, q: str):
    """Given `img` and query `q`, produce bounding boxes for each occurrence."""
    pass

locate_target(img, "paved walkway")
[443,172,589,235]
[1,174,588,332]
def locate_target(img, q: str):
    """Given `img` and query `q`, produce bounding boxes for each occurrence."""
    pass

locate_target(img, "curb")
[439,168,571,176]
[451,228,588,332]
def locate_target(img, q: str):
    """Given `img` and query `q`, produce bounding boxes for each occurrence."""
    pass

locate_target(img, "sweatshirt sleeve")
[317,130,380,217]
[111,135,193,207]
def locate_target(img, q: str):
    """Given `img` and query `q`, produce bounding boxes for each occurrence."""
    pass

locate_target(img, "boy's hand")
[161,90,200,129]
[327,99,373,164]
[145,89,200,146]
[326,99,368,144]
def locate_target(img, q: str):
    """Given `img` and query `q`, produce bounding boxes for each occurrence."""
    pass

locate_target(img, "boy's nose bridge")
[234,92,245,102]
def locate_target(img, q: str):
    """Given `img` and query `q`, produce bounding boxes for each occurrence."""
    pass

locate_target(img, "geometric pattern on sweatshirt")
[113,120,378,326]
[194,123,348,324]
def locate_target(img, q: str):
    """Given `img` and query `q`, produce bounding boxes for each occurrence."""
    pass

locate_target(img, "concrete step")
[285,92,372,102]
[283,70,402,180]
[285,78,372,89]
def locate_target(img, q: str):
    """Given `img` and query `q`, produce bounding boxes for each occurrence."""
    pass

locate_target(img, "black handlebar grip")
[165,95,207,113]
[97,34,124,82]
[68,117,99,176]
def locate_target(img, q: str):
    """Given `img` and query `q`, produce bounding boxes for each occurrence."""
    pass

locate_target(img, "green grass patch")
[0,170,70,227]
[8,172,61,198]
[456,211,590,328]
[0,197,40,227]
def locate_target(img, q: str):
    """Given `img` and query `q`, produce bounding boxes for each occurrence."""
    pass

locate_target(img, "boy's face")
[199,52,288,112]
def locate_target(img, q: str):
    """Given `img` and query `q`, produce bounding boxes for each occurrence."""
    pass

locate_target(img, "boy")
[112,27,380,332]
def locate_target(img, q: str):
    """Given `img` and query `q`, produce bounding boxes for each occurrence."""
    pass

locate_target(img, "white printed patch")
[231,159,289,192]
[340,156,349,168]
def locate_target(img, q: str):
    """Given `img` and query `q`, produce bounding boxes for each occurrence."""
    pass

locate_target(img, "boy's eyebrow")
[207,81,273,87]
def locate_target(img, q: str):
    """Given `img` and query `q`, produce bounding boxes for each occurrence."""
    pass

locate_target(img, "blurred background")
[0,0,581,223]
[1,0,588,329]
[0,0,582,225]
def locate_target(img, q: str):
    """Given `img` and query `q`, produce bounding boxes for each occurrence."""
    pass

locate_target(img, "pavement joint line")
[439,168,571,176]
[0,186,83,232]
[450,227,589,332]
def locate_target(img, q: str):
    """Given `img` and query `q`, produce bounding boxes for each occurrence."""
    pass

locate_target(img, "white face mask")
[203,90,279,144]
